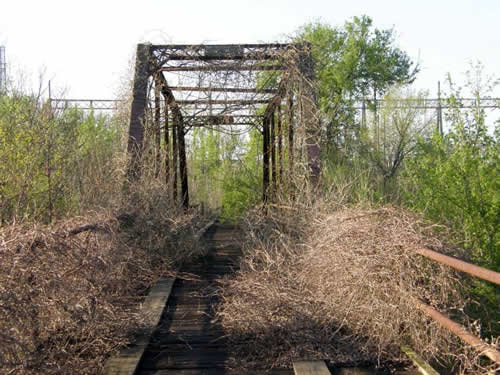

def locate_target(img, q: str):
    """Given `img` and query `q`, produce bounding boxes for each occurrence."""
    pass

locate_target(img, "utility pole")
[437,81,443,136]
[0,46,7,93]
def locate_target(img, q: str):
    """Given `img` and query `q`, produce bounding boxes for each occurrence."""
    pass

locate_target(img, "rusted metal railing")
[416,248,500,285]
[415,247,500,365]
[415,299,500,364]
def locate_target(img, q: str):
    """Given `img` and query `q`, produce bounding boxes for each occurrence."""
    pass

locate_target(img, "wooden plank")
[142,279,176,324]
[140,348,229,369]
[401,346,440,375]
[103,278,175,375]
[332,368,378,374]
[140,369,293,375]
[154,327,226,337]
[293,361,331,375]
[152,333,228,345]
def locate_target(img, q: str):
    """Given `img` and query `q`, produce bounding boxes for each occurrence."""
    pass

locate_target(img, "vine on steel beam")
[298,44,321,187]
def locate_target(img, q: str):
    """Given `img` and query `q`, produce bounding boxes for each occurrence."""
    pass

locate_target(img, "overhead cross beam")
[169,86,277,94]
[161,64,284,72]
[177,99,271,105]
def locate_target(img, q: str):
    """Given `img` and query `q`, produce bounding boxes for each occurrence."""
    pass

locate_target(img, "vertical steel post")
[0,46,6,94]
[126,43,151,181]
[277,103,283,184]
[172,118,178,202]
[437,81,443,136]
[154,76,161,178]
[288,94,294,184]
[271,108,276,199]
[177,120,189,209]
[298,44,320,186]
[262,116,270,202]
[164,100,170,189]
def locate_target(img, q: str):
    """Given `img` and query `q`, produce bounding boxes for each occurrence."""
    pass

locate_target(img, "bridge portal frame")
[126,43,320,208]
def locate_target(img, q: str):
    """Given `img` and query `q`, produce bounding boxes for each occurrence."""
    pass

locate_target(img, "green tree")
[220,128,263,220]
[360,86,434,198]
[189,126,243,213]
[296,16,419,152]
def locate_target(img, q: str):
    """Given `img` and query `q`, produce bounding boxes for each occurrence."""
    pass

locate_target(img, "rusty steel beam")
[277,103,283,183]
[262,116,270,203]
[263,73,290,119]
[158,54,279,61]
[157,74,185,204]
[151,43,291,51]
[161,64,284,72]
[415,299,500,364]
[189,122,258,127]
[168,86,277,94]
[51,98,120,103]
[159,78,190,209]
[51,99,121,110]
[177,99,271,105]
[260,73,291,203]
[172,119,178,202]
[154,77,162,178]
[299,45,321,187]
[288,94,294,183]
[416,248,500,285]
[271,109,276,199]
[177,117,189,209]
[164,102,170,189]
[185,114,263,119]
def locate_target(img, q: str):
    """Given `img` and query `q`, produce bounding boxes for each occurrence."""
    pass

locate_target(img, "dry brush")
[217,204,497,373]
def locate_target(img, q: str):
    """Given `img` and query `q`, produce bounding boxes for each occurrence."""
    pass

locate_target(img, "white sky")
[1,0,499,99]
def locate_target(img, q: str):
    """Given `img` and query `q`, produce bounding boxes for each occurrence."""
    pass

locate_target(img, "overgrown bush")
[217,203,496,373]
[0,88,123,224]
[402,103,499,272]
[0,198,205,374]
[0,80,209,373]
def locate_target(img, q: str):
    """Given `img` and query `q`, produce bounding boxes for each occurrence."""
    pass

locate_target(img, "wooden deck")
[103,223,422,375]
[134,223,292,375]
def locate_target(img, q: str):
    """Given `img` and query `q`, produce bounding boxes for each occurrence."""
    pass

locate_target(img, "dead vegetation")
[0,187,207,375]
[217,203,496,373]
